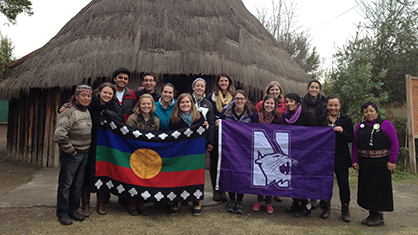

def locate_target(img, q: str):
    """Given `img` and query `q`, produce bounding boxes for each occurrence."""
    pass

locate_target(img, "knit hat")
[75,85,92,95]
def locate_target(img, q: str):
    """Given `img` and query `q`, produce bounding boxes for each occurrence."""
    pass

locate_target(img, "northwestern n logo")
[252,130,298,189]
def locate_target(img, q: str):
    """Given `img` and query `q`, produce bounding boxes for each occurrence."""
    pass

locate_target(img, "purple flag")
[216,120,335,200]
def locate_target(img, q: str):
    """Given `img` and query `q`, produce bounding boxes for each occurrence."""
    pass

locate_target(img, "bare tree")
[256,0,322,79]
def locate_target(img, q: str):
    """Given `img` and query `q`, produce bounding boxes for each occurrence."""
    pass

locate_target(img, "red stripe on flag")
[96,161,205,188]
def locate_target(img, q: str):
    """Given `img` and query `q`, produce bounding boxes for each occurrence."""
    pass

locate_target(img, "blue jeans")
[56,151,88,218]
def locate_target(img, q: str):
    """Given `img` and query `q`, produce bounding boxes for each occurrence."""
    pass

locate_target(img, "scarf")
[180,110,193,127]
[284,105,302,124]
[258,111,275,124]
[302,93,324,121]
[215,91,232,113]
[192,92,205,108]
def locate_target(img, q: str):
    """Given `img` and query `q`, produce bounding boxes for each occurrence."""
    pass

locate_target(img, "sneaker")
[294,205,311,217]
[58,216,73,225]
[169,202,181,215]
[226,200,236,213]
[69,212,85,221]
[235,201,244,214]
[192,201,202,216]
[285,202,300,214]
[252,201,263,211]
[266,204,274,214]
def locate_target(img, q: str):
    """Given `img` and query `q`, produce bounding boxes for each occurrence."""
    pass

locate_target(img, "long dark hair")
[213,72,236,96]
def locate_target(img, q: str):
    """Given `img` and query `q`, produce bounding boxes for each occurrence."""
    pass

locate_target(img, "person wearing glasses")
[217,90,257,214]
[135,72,161,102]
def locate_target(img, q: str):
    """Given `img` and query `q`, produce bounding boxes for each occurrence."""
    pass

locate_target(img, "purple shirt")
[352,119,399,164]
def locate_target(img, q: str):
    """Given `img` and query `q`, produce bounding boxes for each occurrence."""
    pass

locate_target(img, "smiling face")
[308,82,320,99]
[268,85,281,98]
[161,86,174,103]
[326,98,341,117]
[113,73,129,90]
[264,98,276,114]
[285,98,299,113]
[179,96,192,114]
[75,92,92,108]
[192,80,206,97]
[218,76,229,92]
[99,86,114,103]
[142,75,156,92]
[233,93,247,110]
[139,97,153,115]
[363,105,379,122]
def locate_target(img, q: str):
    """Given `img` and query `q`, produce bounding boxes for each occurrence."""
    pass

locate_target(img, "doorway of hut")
[161,74,216,99]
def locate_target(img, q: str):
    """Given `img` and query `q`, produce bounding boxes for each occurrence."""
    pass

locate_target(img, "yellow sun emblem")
[130,149,162,179]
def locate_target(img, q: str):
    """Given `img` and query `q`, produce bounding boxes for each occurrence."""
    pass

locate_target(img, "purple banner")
[217,120,336,200]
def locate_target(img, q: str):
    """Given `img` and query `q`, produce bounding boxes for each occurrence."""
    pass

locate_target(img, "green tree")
[255,0,322,79]
[0,0,33,25]
[357,0,418,104]
[0,31,14,81]
[325,32,388,124]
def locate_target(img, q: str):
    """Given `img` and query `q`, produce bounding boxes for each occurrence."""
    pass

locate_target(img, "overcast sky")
[0,0,364,72]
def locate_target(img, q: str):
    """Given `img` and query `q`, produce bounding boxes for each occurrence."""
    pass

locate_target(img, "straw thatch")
[0,0,310,99]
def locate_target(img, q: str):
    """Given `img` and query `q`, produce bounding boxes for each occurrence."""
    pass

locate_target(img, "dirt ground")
[1,124,418,235]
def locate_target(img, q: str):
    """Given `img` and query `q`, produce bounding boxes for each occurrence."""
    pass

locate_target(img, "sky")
[0,0,365,73]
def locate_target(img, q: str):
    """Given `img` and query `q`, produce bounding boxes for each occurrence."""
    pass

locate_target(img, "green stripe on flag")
[96,145,205,172]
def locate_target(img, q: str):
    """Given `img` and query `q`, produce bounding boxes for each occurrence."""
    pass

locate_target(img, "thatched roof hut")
[0,0,310,167]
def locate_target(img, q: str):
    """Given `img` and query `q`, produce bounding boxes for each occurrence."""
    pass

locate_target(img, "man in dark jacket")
[135,72,161,102]
[112,67,137,122]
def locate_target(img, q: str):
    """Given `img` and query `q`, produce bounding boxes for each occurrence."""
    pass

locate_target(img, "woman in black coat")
[169,93,206,216]
[318,94,354,222]
[283,93,317,217]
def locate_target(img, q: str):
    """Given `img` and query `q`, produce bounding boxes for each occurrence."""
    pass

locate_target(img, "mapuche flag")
[94,117,207,203]
[217,120,336,200]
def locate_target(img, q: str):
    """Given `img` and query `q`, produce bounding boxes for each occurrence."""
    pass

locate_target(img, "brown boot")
[128,200,138,215]
[137,201,149,215]
[319,200,330,219]
[213,190,221,202]
[220,191,227,202]
[81,187,91,217]
[96,192,107,215]
[341,202,350,222]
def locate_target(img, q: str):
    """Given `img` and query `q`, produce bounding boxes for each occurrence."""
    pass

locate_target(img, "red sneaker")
[266,204,274,214]
[252,201,263,211]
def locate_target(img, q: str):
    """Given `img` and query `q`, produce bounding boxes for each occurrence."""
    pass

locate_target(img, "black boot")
[294,204,311,217]
[81,187,90,217]
[366,211,384,226]
[285,199,300,214]
[320,200,330,219]
[361,210,374,225]
[341,202,350,222]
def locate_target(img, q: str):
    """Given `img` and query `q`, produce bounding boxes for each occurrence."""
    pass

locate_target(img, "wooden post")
[405,74,417,175]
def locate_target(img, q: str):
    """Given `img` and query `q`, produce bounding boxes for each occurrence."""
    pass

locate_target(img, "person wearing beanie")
[54,85,93,225]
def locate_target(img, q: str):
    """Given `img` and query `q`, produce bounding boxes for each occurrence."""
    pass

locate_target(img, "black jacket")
[285,108,317,127]
[318,112,354,169]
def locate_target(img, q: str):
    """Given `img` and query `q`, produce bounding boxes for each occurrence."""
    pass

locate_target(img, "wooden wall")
[7,88,61,167]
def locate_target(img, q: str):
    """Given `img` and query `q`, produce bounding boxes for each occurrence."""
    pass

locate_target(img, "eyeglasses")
[234,98,246,101]
[143,79,155,83]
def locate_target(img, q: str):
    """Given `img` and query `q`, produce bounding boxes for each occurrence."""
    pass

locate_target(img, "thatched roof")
[0,0,310,99]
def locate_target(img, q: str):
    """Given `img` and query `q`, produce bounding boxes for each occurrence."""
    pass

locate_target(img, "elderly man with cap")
[54,85,93,225]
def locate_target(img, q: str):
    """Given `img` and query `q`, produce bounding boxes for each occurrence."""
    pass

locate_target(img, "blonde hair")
[132,94,156,114]
[170,93,201,125]
[264,81,284,103]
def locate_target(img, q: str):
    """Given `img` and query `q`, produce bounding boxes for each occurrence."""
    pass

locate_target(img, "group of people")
[53,68,399,228]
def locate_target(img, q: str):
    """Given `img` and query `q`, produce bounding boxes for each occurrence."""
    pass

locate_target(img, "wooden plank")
[42,90,52,167]
[405,74,417,175]
[27,91,35,164]
[32,90,40,166]
[6,99,15,158]
[37,91,46,166]
[22,95,29,163]
[53,89,60,167]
